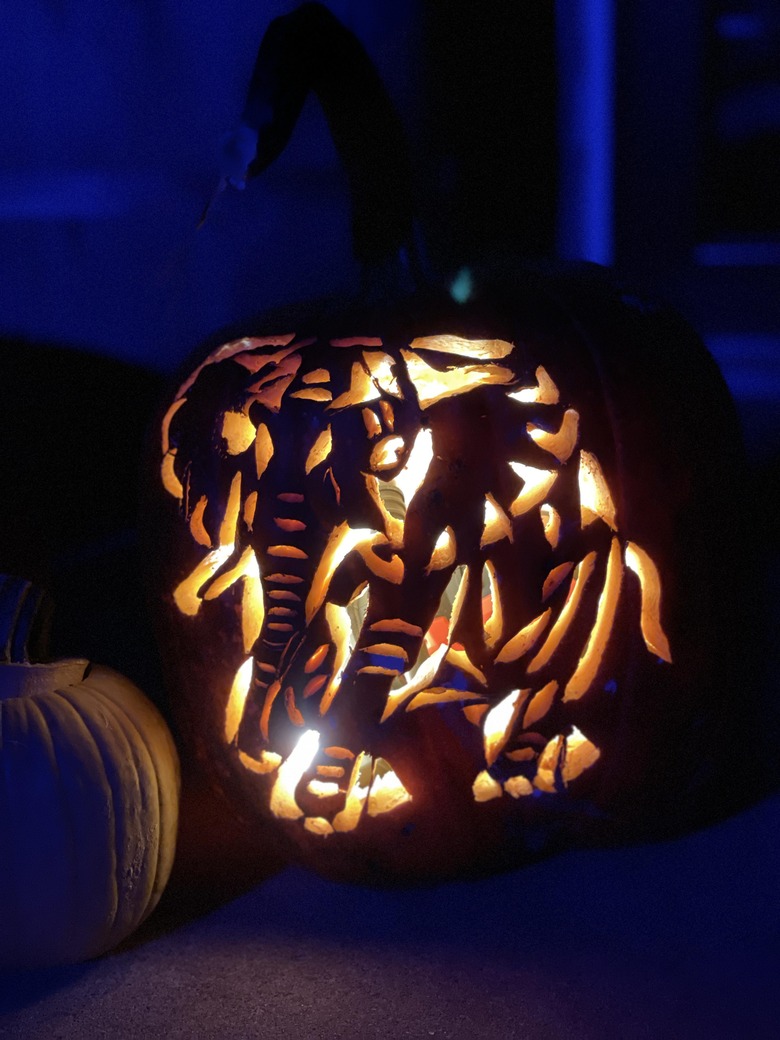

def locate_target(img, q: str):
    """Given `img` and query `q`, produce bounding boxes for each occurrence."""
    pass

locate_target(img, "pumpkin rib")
[80,667,180,915]
[19,695,86,960]
[70,680,166,934]
[87,686,164,941]
[52,683,154,953]
[36,689,123,960]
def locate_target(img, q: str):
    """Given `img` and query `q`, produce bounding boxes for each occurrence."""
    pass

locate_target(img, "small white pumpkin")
[0,653,180,968]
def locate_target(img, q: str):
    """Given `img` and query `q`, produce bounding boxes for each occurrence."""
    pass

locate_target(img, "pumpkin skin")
[148,271,748,882]
[0,659,180,967]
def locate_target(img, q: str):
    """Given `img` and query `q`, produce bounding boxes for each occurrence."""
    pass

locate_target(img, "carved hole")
[564,538,623,702]
[222,410,256,455]
[624,542,672,662]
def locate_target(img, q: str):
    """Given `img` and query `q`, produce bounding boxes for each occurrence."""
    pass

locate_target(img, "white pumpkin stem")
[0,575,52,664]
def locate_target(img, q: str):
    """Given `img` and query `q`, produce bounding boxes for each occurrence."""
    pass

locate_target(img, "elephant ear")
[160,336,301,541]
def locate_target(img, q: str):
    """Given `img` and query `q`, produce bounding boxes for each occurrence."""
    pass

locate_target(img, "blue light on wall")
[556,0,614,265]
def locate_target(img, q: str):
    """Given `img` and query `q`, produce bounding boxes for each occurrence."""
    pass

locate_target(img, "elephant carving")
[159,331,671,836]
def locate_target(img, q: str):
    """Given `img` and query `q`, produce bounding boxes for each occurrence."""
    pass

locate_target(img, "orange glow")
[407,687,487,711]
[446,647,487,687]
[303,674,327,699]
[542,561,574,601]
[624,541,672,662]
[268,545,308,559]
[362,407,382,438]
[173,545,234,616]
[504,775,534,797]
[564,538,623,701]
[508,463,558,517]
[409,335,514,361]
[380,642,450,721]
[472,770,503,802]
[189,495,211,547]
[242,555,264,652]
[238,749,282,775]
[369,435,405,472]
[527,408,579,462]
[203,545,256,600]
[483,688,528,765]
[290,388,333,402]
[304,817,334,837]
[222,410,256,454]
[248,353,302,411]
[528,552,597,673]
[329,361,382,409]
[305,523,377,621]
[495,610,551,664]
[392,427,433,510]
[269,729,320,819]
[332,752,372,831]
[508,366,560,405]
[370,618,423,638]
[522,680,559,728]
[255,423,274,480]
[324,746,355,760]
[578,451,617,530]
[244,491,258,530]
[367,759,412,816]
[319,602,351,714]
[362,642,409,664]
[379,399,395,430]
[274,516,307,533]
[307,779,340,798]
[224,657,254,743]
[362,351,402,397]
[305,425,332,474]
[302,367,331,384]
[284,687,304,726]
[425,527,457,574]
[534,726,600,791]
[161,451,184,499]
[259,679,282,741]
[304,644,330,673]
[483,561,503,650]
[540,503,561,548]
[401,350,515,409]
[330,337,383,348]
[481,494,513,548]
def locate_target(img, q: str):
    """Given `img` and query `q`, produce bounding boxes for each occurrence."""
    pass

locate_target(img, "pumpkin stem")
[219,2,416,274]
[0,575,52,664]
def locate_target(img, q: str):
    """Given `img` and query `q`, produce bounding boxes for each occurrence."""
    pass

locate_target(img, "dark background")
[1,2,778,1037]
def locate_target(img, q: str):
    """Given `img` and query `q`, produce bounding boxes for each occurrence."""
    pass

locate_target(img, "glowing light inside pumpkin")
[269,729,320,819]
[163,334,674,836]
[540,503,561,548]
[367,759,412,816]
[483,688,528,765]
[332,752,372,831]
[522,680,559,728]
[624,541,673,662]
[255,423,274,480]
[409,335,514,361]
[496,610,551,664]
[508,366,560,405]
[527,408,580,462]
[508,463,558,517]
[189,495,211,547]
[481,494,513,548]
[534,726,600,791]
[305,425,332,474]
[564,537,623,701]
[579,450,617,529]
[401,349,515,409]
[472,770,503,802]
[528,552,597,673]
[225,657,254,743]
[222,411,256,454]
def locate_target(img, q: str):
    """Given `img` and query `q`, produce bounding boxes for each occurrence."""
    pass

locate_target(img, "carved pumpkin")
[146,6,748,880]
[148,273,746,881]
[0,577,180,967]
